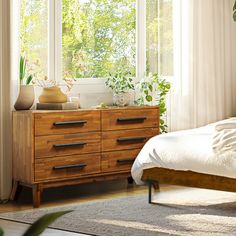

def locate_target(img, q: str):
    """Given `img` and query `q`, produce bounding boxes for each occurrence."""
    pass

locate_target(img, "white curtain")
[0,0,12,200]
[168,0,236,131]
[0,0,19,200]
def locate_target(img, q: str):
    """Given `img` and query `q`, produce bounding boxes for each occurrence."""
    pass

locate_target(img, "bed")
[131,120,236,203]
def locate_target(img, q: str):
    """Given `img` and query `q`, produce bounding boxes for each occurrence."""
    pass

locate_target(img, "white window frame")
[19,0,173,88]
[48,0,146,85]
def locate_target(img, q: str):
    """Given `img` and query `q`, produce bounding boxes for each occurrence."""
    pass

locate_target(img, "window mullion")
[136,0,146,81]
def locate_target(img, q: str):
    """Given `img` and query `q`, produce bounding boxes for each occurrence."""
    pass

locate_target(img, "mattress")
[131,120,236,185]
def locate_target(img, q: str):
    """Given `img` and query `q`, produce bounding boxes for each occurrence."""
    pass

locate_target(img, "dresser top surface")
[13,106,159,114]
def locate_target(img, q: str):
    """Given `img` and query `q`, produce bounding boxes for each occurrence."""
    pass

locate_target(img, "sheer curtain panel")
[168,0,236,131]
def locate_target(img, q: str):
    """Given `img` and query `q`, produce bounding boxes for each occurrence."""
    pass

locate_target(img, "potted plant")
[14,56,35,110]
[135,73,171,133]
[105,72,135,106]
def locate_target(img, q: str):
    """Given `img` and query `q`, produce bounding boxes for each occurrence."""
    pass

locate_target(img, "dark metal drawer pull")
[117,159,136,165]
[117,137,147,143]
[53,142,87,148]
[53,121,87,126]
[53,164,87,170]
[117,117,147,123]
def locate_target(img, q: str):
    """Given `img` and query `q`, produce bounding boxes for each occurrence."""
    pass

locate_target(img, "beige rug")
[1,188,236,236]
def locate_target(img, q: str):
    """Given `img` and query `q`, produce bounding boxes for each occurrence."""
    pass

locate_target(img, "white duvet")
[131,121,236,185]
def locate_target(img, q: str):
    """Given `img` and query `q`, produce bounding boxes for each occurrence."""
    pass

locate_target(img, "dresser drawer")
[35,154,101,182]
[35,111,101,136]
[35,132,101,158]
[102,128,159,152]
[101,108,159,131]
[101,149,140,173]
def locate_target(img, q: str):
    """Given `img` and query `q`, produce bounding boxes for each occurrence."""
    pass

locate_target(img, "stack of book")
[36,102,79,110]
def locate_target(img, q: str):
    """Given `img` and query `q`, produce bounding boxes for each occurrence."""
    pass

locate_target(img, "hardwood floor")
[0,180,145,213]
[0,180,176,236]
[0,180,146,236]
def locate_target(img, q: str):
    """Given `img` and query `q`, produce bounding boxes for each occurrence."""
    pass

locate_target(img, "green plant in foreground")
[234,0,236,21]
[135,73,171,133]
[19,56,33,85]
[105,72,135,94]
[0,210,71,236]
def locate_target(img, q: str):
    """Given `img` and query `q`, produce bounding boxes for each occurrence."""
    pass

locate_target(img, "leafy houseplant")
[0,211,71,236]
[135,73,171,133]
[105,72,135,106]
[14,56,35,110]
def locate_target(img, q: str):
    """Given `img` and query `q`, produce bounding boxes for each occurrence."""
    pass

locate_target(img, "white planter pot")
[113,92,131,107]
[14,85,35,110]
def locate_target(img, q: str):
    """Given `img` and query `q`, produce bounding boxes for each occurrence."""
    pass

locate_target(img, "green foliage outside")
[20,0,48,81]
[20,0,173,80]
[62,0,136,79]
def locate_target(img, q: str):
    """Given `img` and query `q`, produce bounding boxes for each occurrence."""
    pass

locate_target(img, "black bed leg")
[148,181,153,204]
[148,181,159,204]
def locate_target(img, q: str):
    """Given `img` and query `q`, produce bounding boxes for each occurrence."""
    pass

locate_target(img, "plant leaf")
[146,95,152,102]
[19,56,25,83]
[234,0,236,21]
[0,227,4,236]
[149,85,153,92]
[166,83,171,89]
[23,211,72,236]
[26,75,33,85]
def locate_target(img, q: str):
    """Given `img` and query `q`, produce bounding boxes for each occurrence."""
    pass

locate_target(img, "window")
[62,0,136,79]
[146,0,173,76]
[20,0,48,80]
[19,0,173,83]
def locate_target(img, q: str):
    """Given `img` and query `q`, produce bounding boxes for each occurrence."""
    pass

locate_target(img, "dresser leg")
[10,181,22,201]
[127,177,134,184]
[32,185,42,208]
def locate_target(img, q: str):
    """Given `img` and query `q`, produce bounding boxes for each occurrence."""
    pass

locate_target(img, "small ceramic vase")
[113,92,131,106]
[39,86,68,103]
[14,85,35,110]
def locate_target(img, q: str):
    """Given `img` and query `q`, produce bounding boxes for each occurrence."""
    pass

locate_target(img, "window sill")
[58,78,107,86]
[58,77,140,86]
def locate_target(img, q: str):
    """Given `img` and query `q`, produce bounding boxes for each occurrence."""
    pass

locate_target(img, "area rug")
[1,188,236,236]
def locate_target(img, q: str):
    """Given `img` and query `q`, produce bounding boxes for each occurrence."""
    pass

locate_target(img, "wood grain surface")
[35,132,101,158]
[35,154,101,182]
[102,128,159,152]
[35,111,101,136]
[12,106,160,207]
[101,108,159,131]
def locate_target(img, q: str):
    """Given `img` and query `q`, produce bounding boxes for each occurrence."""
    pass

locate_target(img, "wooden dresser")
[11,106,159,207]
